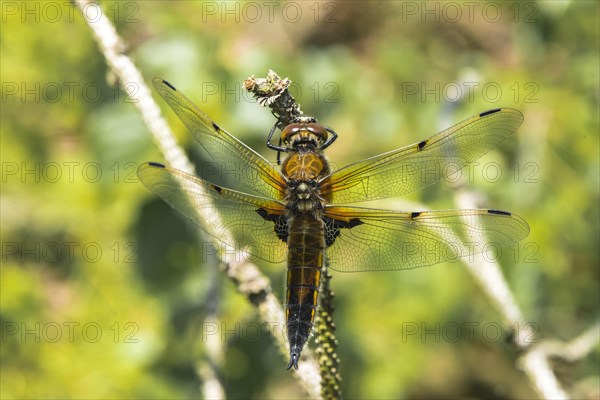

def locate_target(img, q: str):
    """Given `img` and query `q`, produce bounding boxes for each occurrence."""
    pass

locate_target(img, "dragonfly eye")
[281,123,303,146]
[305,123,328,144]
[281,122,329,148]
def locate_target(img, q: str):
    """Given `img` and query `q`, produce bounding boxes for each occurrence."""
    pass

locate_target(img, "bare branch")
[454,189,570,399]
[454,191,528,334]
[436,77,597,399]
[454,183,600,399]
[244,71,341,396]
[539,321,600,362]
[73,0,192,172]
[519,346,570,400]
[74,1,321,397]
[518,322,600,400]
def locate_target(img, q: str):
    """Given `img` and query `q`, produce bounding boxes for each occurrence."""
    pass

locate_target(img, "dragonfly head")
[281,117,328,151]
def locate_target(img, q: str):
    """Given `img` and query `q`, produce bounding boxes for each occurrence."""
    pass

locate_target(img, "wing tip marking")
[417,140,427,150]
[256,208,269,219]
[256,208,288,243]
[480,108,501,117]
[148,162,166,168]
[410,211,421,219]
[162,79,177,91]
[347,217,363,228]
[487,209,511,216]
[330,217,363,229]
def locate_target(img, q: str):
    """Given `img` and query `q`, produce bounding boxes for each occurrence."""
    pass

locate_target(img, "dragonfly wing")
[323,206,530,272]
[138,162,287,263]
[153,78,286,199]
[322,109,524,204]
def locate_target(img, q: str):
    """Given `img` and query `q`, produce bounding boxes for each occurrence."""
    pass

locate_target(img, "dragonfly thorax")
[281,120,331,215]
[285,179,325,214]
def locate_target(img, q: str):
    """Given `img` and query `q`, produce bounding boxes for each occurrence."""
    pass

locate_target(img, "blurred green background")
[2,1,598,398]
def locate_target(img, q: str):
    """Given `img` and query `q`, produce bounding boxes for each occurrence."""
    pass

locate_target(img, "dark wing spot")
[210,184,223,194]
[480,108,501,117]
[344,218,363,228]
[148,162,165,168]
[256,208,288,243]
[417,140,427,150]
[212,122,221,132]
[410,211,421,219]
[324,217,364,247]
[488,209,511,216]
[162,80,176,91]
[256,208,272,220]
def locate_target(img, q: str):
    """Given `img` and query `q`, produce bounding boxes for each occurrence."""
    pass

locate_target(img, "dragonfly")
[137,78,529,370]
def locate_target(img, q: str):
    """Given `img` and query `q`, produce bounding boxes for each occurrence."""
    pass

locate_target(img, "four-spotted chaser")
[137,78,529,370]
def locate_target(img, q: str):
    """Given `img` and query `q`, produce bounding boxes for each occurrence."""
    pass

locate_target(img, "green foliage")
[2,1,598,398]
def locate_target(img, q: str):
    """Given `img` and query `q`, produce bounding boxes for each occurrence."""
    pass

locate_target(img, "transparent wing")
[323,109,523,204]
[324,206,530,272]
[153,78,286,199]
[138,162,287,263]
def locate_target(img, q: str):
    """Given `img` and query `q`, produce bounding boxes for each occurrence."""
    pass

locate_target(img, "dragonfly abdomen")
[285,214,324,370]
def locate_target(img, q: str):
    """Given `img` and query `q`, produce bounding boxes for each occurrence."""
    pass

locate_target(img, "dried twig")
[454,189,570,399]
[452,127,597,398]
[519,321,600,400]
[244,71,342,397]
[439,77,598,399]
[74,1,321,398]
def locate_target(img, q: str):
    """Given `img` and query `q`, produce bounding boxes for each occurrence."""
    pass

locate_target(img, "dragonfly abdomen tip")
[286,352,300,370]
